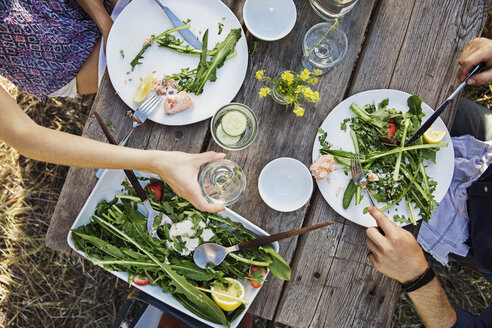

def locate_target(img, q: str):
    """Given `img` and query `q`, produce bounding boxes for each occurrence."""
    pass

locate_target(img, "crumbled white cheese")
[201,229,214,242]
[170,219,195,239]
[167,219,215,256]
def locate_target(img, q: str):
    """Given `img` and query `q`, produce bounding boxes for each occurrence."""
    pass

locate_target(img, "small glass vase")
[269,71,291,105]
[270,89,289,105]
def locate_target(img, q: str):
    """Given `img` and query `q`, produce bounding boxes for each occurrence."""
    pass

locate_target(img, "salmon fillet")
[163,91,194,115]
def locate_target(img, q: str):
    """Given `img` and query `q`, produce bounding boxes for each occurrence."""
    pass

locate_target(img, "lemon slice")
[211,277,245,312]
[423,129,446,144]
[133,74,153,103]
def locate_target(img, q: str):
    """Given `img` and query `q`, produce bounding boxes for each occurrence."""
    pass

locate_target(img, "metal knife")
[407,63,484,145]
[153,0,202,50]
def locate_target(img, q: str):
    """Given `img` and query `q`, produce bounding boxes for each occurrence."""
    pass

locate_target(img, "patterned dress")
[0,0,111,101]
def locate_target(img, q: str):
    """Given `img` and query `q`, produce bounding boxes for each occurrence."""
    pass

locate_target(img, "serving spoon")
[193,221,334,269]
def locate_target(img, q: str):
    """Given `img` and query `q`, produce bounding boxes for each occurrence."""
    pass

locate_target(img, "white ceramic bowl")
[243,0,297,41]
[258,157,313,212]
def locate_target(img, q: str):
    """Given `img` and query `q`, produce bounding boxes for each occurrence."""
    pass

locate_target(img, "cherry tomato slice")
[133,275,150,286]
[247,266,267,288]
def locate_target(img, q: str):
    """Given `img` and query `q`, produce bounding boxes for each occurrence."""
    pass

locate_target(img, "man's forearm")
[407,277,457,328]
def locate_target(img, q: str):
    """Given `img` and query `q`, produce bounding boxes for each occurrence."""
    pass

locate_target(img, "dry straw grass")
[0,77,128,328]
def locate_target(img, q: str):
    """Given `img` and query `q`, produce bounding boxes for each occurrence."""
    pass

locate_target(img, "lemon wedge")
[423,129,446,144]
[133,74,153,103]
[211,278,245,312]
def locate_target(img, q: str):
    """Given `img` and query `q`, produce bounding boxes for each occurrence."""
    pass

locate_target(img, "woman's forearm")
[1,87,159,173]
[15,123,160,172]
[407,278,457,328]
[76,0,113,39]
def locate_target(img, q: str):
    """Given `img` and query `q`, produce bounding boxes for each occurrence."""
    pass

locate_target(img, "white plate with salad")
[106,0,248,126]
[311,89,455,228]
[67,169,290,328]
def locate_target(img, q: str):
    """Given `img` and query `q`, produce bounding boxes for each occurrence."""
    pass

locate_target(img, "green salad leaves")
[71,178,290,326]
[319,95,447,224]
[129,24,242,96]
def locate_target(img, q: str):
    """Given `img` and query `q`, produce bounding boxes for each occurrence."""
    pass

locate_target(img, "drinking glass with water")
[302,21,348,75]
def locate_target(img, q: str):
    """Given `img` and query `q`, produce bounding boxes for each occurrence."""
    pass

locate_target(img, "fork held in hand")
[351,154,375,207]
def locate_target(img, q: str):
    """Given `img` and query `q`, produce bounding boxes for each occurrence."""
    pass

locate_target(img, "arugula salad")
[71,178,291,327]
[316,95,447,224]
[130,23,241,96]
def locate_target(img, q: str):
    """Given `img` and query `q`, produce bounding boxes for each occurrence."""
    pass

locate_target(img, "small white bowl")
[243,0,297,41]
[258,157,313,212]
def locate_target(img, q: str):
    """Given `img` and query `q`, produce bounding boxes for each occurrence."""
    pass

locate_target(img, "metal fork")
[120,93,161,146]
[95,94,161,178]
[350,154,375,207]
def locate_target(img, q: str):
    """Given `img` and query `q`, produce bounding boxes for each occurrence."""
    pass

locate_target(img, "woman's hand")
[151,151,227,213]
[458,37,492,85]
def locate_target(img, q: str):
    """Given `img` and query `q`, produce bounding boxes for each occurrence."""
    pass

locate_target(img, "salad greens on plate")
[71,178,290,327]
[317,95,447,224]
[130,24,241,96]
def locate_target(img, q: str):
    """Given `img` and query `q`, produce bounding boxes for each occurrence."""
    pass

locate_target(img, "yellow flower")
[258,87,271,98]
[300,69,311,81]
[302,87,320,103]
[295,85,304,94]
[255,70,265,81]
[293,105,304,117]
[281,70,294,85]
[310,77,318,85]
[286,96,295,104]
[315,69,323,76]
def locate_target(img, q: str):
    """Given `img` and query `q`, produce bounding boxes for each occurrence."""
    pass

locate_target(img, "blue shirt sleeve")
[452,304,492,328]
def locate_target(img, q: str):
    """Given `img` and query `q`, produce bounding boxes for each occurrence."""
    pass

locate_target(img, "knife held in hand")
[407,63,484,145]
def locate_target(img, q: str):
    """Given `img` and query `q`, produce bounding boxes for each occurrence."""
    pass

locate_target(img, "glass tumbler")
[198,159,246,206]
[302,21,348,75]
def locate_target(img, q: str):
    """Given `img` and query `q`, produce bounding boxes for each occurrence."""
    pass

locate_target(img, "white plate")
[106,0,248,126]
[312,89,455,227]
[258,157,313,212]
[243,0,297,41]
[67,169,279,328]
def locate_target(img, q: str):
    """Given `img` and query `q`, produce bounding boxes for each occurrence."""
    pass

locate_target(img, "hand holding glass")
[198,159,246,206]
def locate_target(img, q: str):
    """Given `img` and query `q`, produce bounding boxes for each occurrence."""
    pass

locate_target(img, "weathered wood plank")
[203,0,376,320]
[351,0,492,127]
[45,72,209,253]
[275,0,491,327]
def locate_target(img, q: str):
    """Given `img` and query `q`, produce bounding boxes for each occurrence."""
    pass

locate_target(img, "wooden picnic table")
[46,0,492,327]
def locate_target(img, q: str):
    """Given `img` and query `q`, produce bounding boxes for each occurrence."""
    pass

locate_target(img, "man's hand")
[366,206,428,283]
[151,151,227,213]
[458,37,492,85]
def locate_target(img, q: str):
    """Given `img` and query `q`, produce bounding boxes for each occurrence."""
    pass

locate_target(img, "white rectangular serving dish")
[67,169,278,328]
